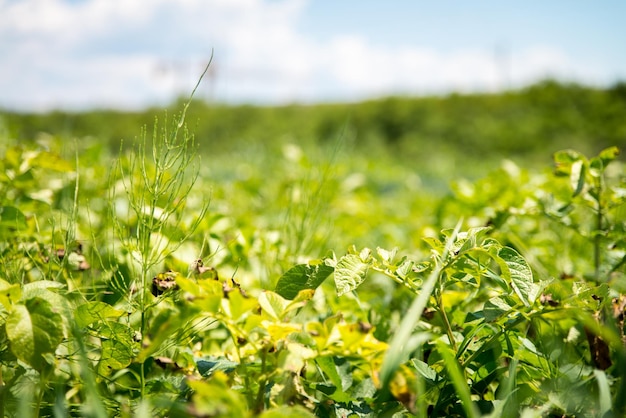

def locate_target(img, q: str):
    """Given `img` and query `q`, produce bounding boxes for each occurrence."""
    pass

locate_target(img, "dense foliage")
[3,80,626,174]
[0,83,626,417]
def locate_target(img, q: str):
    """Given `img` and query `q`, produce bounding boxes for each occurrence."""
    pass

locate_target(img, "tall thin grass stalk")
[278,125,349,278]
[108,55,213,399]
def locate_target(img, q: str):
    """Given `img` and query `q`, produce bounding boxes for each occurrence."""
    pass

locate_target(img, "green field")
[1,80,626,417]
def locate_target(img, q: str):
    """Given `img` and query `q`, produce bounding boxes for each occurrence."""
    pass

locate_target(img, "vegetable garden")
[1,80,626,417]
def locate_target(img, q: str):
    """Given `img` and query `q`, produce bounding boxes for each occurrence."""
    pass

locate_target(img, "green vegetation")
[3,80,626,177]
[0,80,625,417]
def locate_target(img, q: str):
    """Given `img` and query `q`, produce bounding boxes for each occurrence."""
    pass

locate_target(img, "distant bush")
[2,79,625,172]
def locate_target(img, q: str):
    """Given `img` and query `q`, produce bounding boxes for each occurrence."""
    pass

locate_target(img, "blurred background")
[1,0,625,182]
[1,0,625,111]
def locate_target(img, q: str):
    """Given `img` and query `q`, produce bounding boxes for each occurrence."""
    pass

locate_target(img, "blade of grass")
[594,369,611,416]
[437,340,479,418]
[379,219,463,389]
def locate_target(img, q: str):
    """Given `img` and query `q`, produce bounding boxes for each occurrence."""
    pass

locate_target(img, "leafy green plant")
[273,147,626,417]
[2,77,626,418]
[276,223,540,416]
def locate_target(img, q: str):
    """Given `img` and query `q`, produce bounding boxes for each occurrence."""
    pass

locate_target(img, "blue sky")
[1,0,625,111]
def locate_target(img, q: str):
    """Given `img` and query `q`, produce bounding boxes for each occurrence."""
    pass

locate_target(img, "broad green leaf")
[75,301,125,328]
[590,146,620,178]
[376,247,397,263]
[196,356,238,377]
[313,356,352,403]
[6,296,64,370]
[280,341,316,373]
[258,406,316,418]
[258,291,289,321]
[224,287,258,321]
[333,254,370,296]
[31,150,74,172]
[396,259,414,279]
[21,280,65,300]
[275,262,334,300]
[187,374,249,417]
[22,280,65,292]
[411,359,437,382]
[569,159,586,197]
[264,322,302,341]
[594,369,612,416]
[422,236,443,251]
[98,320,132,340]
[315,356,344,391]
[597,146,620,162]
[553,149,584,176]
[98,338,133,376]
[284,289,315,315]
[497,247,538,306]
[176,275,200,295]
[519,337,540,356]
[136,304,199,363]
[0,279,21,311]
[483,296,514,322]
[457,226,493,254]
[21,282,72,325]
[177,276,222,313]
[0,206,27,230]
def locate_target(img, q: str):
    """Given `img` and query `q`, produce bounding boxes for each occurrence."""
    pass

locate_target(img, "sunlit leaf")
[411,359,437,382]
[376,247,397,263]
[457,226,492,254]
[98,338,133,376]
[264,322,302,341]
[187,373,249,417]
[258,290,289,321]
[395,258,414,279]
[553,149,584,176]
[590,146,620,178]
[569,159,586,197]
[0,279,21,312]
[333,254,370,296]
[6,297,64,370]
[75,301,124,328]
[275,262,334,300]
[497,246,538,306]
[280,342,316,373]
[31,150,74,172]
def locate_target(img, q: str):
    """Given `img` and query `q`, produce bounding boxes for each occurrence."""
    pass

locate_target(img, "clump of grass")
[105,58,213,398]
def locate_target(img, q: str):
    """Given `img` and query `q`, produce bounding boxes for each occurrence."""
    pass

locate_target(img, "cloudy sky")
[1,0,625,111]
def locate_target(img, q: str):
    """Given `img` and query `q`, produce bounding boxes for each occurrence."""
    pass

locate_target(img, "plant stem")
[594,199,603,281]
[0,367,4,418]
[254,348,268,413]
[436,283,457,352]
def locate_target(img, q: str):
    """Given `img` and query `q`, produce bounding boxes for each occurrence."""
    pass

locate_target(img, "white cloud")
[0,0,590,111]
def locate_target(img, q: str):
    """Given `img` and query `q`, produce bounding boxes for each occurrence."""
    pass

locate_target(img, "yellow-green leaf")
[6,297,64,370]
